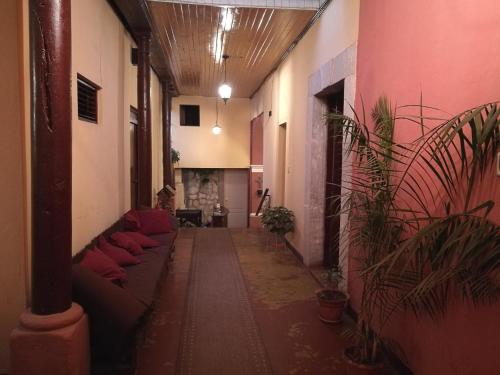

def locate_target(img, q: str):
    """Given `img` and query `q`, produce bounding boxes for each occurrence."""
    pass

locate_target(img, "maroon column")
[30,0,72,315]
[162,81,173,187]
[137,31,152,208]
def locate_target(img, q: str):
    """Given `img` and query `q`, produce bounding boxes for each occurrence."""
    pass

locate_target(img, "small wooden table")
[176,208,202,227]
[212,208,229,228]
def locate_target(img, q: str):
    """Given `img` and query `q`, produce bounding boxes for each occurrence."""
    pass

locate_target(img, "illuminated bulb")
[212,124,222,135]
[218,83,232,102]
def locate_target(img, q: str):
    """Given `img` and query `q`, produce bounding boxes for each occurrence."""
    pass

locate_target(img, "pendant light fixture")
[218,55,232,103]
[212,97,222,135]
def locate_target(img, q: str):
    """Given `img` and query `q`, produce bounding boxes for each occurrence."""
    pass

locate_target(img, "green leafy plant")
[171,149,180,164]
[327,96,500,367]
[261,206,295,239]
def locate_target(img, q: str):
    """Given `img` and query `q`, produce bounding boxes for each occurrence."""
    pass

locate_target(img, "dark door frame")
[318,80,345,268]
[130,106,139,209]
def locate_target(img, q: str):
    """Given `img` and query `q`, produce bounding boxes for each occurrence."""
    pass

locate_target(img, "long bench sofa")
[71,209,178,374]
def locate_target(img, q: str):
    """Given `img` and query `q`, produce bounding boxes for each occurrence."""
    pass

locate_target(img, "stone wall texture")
[183,169,222,224]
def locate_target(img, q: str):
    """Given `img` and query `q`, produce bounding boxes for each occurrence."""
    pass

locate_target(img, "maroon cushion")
[98,235,141,266]
[110,232,144,256]
[80,247,127,283]
[123,232,160,248]
[136,209,173,235]
[123,209,141,231]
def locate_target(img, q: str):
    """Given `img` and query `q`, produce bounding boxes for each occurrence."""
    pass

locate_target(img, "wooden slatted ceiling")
[148,2,315,97]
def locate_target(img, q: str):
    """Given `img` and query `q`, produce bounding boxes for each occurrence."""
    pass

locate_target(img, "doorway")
[224,169,249,228]
[276,122,287,205]
[130,107,139,209]
[249,113,264,228]
[323,81,344,268]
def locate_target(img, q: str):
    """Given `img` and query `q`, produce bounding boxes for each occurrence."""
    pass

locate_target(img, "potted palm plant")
[328,96,500,373]
[327,96,399,371]
[261,206,294,248]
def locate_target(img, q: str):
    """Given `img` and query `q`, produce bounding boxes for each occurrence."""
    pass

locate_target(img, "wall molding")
[302,42,357,291]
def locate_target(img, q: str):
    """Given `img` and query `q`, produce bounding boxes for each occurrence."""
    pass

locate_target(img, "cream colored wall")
[172,96,251,168]
[0,1,28,372]
[122,34,137,214]
[72,0,162,252]
[250,0,360,258]
[151,72,164,200]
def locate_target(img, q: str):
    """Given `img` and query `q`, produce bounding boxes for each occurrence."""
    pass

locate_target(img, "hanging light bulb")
[218,83,232,102]
[218,55,232,103]
[212,97,222,135]
[212,124,222,135]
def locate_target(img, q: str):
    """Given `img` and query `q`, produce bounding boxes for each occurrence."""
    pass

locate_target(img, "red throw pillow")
[123,209,141,231]
[136,209,173,235]
[98,235,141,266]
[123,232,160,248]
[110,232,144,256]
[80,247,127,283]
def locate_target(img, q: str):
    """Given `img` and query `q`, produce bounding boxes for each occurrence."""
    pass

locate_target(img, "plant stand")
[265,232,286,250]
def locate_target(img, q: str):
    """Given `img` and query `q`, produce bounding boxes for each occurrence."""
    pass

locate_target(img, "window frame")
[77,73,101,124]
[179,104,200,127]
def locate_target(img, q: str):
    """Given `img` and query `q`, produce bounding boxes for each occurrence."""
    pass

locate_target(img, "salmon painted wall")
[354,1,500,373]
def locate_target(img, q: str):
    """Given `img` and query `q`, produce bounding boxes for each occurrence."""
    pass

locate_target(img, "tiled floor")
[136,228,393,374]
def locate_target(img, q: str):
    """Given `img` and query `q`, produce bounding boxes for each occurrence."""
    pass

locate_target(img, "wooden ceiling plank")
[147,1,316,97]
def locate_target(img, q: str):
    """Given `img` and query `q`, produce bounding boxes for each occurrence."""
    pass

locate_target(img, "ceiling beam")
[149,0,325,10]
[106,0,179,96]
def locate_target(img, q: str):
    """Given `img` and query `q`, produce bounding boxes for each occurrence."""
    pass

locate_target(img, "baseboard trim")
[284,237,304,263]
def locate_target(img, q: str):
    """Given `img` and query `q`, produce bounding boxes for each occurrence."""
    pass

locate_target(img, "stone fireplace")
[182,169,223,224]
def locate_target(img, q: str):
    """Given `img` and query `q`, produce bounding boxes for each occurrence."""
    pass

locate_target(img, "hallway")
[136,228,357,375]
[2,1,499,373]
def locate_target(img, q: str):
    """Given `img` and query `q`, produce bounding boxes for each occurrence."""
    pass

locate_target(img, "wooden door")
[324,86,344,268]
[224,169,249,228]
[130,107,139,209]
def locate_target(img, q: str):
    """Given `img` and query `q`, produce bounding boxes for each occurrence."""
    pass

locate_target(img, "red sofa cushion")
[123,209,141,231]
[136,209,173,235]
[80,247,127,283]
[110,232,144,256]
[98,235,141,266]
[123,232,160,248]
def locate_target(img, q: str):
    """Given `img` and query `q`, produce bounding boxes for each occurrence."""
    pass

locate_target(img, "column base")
[10,303,90,375]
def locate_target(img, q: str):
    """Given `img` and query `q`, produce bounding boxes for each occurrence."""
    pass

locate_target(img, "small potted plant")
[315,266,349,323]
[171,148,180,164]
[261,206,294,247]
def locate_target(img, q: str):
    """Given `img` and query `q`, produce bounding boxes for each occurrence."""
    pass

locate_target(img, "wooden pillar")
[168,94,175,186]
[30,0,72,315]
[137,31,152,207]
[162,81,173,187]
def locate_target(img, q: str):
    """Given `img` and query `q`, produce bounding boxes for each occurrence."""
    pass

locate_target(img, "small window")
[77,74,100,123]
[180,105,200,126]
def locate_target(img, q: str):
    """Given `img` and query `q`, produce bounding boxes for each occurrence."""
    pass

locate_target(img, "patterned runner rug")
[176,228,273,375]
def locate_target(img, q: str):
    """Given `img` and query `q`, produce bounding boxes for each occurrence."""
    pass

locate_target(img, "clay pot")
[342,346,384,375]
[315,288,348,323]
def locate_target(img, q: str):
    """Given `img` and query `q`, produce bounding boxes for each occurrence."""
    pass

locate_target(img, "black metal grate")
[77,74,100,123]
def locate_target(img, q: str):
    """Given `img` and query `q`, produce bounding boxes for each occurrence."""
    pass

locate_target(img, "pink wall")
[354,1,500,373]
[251,114,264,165]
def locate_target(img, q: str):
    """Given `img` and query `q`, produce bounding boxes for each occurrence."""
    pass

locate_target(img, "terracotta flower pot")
[342,346,384,375]
[315,288,348,324]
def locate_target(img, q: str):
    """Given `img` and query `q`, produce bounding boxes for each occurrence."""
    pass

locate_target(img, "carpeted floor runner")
[175,228,272,375]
